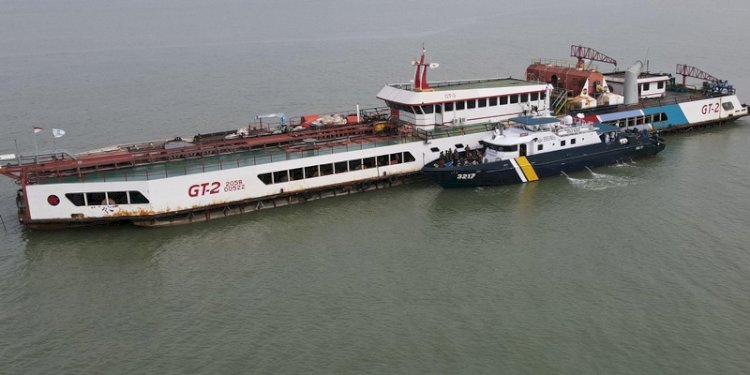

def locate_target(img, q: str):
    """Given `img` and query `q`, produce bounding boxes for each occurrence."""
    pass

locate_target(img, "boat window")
[478,98,487,108]
[65,193,86,206]
[334,161,348,173]
[430,147,439,153]
[422,105,434,114]
[86,192,107,206]
[537,144,544,151]
[642,83,650,91]
[540,92,547,100]
[258,173,273,185]
[530,92,539,101]
[500,96,508,105]
[571,138,576,145]
[561,140,566,147]
[404,152,416,162]
[491,144,518,152]
[489,97,497,106]
[722,102,735,111]
[454,143,464,149]
[129,191,150,204]
[320,163,334,176]
[467,100,476,109]
[349,159,362,170]
[510,95,519,104]
[377,155,389,166]
[362,157,376,169]
[456,101,465,110]
[390,153,402,164]
[304,165,319,178]
[520,93,528,102]
[273,170,289,183]
[107,191,128,205]
[290,168,304,181]
[398,104,413,113]
[445,102,454,111]
[413,106,424,114]
[657,81,665,89]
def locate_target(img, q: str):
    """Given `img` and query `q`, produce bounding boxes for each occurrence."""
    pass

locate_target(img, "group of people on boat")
[435,146,484,168]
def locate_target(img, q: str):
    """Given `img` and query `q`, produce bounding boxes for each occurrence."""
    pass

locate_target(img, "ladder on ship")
[550,87,570,115]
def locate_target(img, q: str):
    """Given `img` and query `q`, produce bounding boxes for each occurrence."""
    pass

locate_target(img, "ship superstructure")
[526,45,748,130]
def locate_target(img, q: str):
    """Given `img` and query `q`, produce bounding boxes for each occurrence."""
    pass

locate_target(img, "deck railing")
[36,138,406,184]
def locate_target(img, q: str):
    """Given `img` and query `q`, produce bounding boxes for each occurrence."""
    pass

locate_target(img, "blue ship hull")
[422,133,665,188]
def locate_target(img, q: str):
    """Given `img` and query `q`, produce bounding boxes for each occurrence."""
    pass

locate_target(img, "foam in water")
[563,166,640,191]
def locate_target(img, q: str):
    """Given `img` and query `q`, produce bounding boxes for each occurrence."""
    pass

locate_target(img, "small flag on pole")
[52,128,66,138]
[32,126,43,133]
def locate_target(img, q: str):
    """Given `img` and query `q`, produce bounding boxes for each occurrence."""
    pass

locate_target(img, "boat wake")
[562,168,639,191]
[612,158,637,168]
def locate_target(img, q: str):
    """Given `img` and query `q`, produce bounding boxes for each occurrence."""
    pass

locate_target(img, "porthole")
[47,195,60,206]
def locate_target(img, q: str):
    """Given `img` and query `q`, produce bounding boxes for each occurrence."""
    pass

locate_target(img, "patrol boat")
[421,116,665,187]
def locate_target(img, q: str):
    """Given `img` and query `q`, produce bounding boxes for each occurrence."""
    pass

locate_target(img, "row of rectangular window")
[538,138,577,151]
[446,92,545,112]
[66,191,150,206]
[558,138,577,147]
[389,92,546,114]
[605,113,669,128]
[641,82,665,91]
[258,152,416,185]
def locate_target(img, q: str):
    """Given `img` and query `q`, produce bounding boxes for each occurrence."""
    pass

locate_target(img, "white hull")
[23,132,488,224]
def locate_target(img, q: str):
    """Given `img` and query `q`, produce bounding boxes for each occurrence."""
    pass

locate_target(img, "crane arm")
[570,45,617,68]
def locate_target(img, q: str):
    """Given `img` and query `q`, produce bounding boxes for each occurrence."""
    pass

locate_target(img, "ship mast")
[411,47,439,91]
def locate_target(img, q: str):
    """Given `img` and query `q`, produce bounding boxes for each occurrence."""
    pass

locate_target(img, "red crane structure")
[570,45,617,69]
[675,64,719,85]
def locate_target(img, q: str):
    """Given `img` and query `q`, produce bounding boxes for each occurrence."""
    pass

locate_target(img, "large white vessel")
[0,49,551,228]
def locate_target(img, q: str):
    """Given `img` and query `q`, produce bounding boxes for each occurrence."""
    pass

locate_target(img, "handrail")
[551,87,570,115]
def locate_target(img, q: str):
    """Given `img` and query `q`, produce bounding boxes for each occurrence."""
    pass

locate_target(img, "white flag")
[52,128,66,138]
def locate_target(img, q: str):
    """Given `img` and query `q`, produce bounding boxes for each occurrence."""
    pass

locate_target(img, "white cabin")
[604,72,670,100]
[482,116,602,162]
[376,49,551,131]
[377,78,551,130]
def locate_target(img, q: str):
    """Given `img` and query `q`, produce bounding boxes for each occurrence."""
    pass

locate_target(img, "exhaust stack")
[624,61,643,105]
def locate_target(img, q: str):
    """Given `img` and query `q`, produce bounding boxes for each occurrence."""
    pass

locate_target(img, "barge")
[1,49,551,228]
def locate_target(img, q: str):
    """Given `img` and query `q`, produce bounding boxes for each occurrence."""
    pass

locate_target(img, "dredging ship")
[0,49,552,228]
[0,46,746,228]
[421,116,665,187]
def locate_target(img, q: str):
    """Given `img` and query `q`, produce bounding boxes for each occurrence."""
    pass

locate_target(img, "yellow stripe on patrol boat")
[515,156,539,181]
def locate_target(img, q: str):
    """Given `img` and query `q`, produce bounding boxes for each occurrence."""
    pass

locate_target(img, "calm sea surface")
[1,1,749,373]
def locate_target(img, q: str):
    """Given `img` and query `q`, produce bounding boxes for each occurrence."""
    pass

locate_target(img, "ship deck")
[31,123,494,185]
[389,77,537,92]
